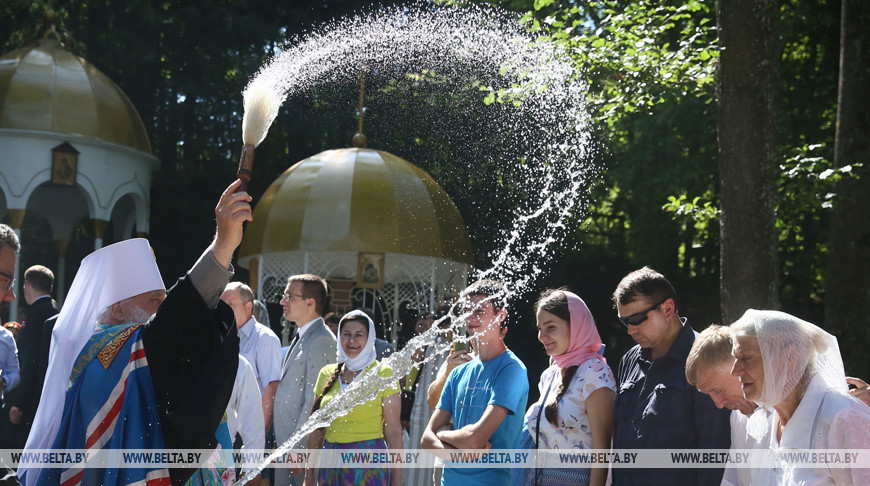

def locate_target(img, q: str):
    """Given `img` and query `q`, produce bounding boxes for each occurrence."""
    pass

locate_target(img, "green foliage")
[0,0,54,51]
[1,0,851,345]
[780,144,859,212]
[777,143,862,307]
[517,0,845,326]
[496,0,724,329]
[663,194,718,221]
[524,0,719,129]
[0,0,406,280]
[523,0,721,258]
[662,192,718,277]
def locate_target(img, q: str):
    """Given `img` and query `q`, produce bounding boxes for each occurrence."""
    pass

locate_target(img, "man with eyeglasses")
[0,225,22,484]
[610,266,730,486]
[0,225,21,393]
[273,274,336,486]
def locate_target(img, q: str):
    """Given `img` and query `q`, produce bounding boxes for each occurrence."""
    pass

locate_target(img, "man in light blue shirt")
[422,280,528,486]
[222,282,282,433]
[0,220,22,475]
[0,326,19,396]
[0,225,21,398]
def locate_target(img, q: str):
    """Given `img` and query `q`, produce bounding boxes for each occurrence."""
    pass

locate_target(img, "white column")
[56,255,66,305]
[9,228,21,321]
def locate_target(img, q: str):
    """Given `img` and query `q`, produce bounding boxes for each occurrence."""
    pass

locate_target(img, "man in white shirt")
[686,324,760,486]
[222,282,281,433]
[228,355,265,485]
[273,274,336,486]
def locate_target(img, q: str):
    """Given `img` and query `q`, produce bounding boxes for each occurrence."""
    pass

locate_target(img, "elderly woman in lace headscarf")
[730,309,870,485]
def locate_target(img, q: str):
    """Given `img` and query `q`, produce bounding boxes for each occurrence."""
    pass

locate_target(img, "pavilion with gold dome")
[238,136,474,345]
[0,16,158,319]
[1,15,474,339]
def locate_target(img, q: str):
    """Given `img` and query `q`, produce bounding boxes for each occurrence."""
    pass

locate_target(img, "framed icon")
[357,252,385,289]
[51,142,79,186]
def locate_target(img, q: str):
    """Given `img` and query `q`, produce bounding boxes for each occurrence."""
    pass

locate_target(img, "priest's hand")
[212,179,253,267]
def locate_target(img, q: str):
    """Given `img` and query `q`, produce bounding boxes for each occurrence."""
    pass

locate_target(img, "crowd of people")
[1,180,870,486]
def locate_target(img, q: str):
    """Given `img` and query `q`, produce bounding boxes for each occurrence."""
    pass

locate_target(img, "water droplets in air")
[236,3,596,482]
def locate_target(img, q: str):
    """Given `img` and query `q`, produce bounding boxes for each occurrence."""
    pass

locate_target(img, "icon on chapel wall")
[357,252,385,290]
[51,141,79,186]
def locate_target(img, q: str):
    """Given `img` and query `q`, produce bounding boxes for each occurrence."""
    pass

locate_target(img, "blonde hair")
[686,325,733,387]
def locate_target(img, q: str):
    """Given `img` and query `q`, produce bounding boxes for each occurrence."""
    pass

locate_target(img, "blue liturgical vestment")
[22,274,239,486]
[41,323,171,485]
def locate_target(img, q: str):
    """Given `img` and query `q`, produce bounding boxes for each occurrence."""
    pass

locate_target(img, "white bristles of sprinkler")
[237,79,282,191]
[242,79,283,147]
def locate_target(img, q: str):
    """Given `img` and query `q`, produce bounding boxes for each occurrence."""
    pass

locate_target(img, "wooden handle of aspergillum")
[237,144,255,193]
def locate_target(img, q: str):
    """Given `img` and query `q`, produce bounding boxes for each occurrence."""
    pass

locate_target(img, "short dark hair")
[0,224,21,253]
[324,312,341,325]
[462,279,508,312]
[288,274,329,315]
[461,279,508,328]
[24,265,54,294]
[612,266,677,310]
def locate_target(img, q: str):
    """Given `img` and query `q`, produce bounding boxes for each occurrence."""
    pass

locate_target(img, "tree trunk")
[825,0,870,378]
[716,0,782,323]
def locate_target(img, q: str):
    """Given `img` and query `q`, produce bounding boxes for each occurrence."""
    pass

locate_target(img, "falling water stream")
[235,3,595,483]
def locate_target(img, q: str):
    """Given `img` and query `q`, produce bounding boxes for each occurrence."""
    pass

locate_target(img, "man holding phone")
[422,280,529,486]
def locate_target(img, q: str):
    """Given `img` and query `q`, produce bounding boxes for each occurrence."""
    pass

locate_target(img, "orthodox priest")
[19,180,253,486]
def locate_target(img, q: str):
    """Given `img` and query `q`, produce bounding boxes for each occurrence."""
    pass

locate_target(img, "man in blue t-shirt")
[422,279,529,486]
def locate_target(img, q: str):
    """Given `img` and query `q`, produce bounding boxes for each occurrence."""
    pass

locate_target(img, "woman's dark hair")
[544,365,578,426]
[536,288,575,426]
[311,363,344,413]
[535,288,571,322]
[338,315,370,336]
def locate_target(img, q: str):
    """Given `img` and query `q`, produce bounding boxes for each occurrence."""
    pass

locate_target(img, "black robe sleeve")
[12,299,59,425]
[141,274,239,486]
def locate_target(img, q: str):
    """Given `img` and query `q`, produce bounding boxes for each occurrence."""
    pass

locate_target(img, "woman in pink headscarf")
[512,289,616,486]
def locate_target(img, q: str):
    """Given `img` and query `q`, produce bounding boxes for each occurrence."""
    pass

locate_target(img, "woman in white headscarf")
[730,309,870,485]
[303,310,403,486]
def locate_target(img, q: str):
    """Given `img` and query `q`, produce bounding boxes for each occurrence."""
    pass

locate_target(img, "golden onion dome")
[0,33,151,153]
[239,148,473,266]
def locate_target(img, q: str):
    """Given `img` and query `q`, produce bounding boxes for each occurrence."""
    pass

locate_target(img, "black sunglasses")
[618,298,668,327]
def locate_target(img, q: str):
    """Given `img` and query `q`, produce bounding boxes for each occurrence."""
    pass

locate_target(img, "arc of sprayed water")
[235,311,473,484]
[236,295,520,484]
[233,3,596,483]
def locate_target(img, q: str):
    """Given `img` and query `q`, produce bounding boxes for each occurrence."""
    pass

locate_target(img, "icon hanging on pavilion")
[51,141,79,186]
[357,252,385,289]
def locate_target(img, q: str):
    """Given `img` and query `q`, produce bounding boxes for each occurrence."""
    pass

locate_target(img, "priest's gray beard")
[97,303,153,325]
[128,304,152,324]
